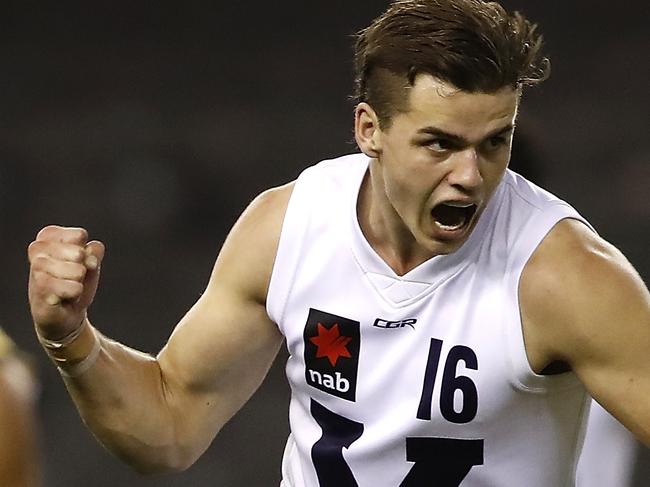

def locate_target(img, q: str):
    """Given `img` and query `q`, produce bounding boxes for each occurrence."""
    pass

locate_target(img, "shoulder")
[237,182,295,236]
[520,218,650,370]
[521,220,650,444]
[210,182,295,303]
[522,218,643,313]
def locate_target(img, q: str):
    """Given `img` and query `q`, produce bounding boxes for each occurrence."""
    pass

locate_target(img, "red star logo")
[309,322,353,367]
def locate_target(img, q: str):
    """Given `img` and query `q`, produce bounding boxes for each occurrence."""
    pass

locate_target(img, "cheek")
[380,143,438,211]
[483,161,509,189]
[385,163,435,214]
[479,151,510,186]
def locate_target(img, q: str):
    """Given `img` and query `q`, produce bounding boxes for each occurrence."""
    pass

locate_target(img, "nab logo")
[373,318,417,330]
[304,309,360,401]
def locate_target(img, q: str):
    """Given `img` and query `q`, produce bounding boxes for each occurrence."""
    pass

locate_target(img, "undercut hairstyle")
[353,0,550,128]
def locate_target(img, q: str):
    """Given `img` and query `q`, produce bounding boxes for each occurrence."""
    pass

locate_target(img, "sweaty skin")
[27,77,650,474]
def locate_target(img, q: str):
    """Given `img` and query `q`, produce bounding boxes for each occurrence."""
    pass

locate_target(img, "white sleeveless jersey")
[267,153,591,487]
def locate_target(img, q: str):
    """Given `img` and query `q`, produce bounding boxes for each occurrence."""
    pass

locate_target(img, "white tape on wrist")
[37,321,85,350]
[57,332,101,378]
[36,319,102,378]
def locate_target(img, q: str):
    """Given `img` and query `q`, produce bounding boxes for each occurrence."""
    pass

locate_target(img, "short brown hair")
[353,0,549,127]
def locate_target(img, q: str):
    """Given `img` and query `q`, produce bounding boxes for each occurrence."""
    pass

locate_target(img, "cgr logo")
[373,318,417,330]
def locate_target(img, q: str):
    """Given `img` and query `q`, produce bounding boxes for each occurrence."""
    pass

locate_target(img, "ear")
[354,102,382,158]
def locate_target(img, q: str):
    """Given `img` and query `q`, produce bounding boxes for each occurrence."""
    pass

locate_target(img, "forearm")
[27,223,285,474]
[44,319,188,474]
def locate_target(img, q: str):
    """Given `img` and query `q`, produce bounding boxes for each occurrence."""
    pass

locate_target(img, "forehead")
[397,74,520,136]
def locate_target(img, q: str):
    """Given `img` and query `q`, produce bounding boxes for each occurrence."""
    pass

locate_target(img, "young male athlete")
[27,1,650,485]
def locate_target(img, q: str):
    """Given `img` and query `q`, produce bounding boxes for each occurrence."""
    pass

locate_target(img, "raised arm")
[520,218,650,445]
[27,183,293,473]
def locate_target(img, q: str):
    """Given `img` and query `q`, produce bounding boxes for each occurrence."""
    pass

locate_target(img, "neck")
[357,160,435,276]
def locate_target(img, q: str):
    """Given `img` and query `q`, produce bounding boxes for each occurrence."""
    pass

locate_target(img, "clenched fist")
[28,226,105,341]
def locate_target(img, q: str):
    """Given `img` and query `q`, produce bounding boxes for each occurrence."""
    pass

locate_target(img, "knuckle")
[71,227,89,242]
[30,254,50,269]
[71,263,87,281]
[37,269,54,285]
[35,225,89,245]
[30,270,52,292]
[64,244,86,263]
[36,225,61,240]
[27,241,43,261]
[65,281,84,298]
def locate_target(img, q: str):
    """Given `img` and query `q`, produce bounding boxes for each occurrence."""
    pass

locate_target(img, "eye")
[483,135,509,151]
[426,138,454,153]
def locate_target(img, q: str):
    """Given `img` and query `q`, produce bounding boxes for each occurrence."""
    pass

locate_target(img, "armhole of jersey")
[504,203,595,393]
[280,433,305,487]
[266,169,314,329]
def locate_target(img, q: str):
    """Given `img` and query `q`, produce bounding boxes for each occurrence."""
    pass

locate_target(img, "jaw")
[416,202,487,256]
[361,161,490,269]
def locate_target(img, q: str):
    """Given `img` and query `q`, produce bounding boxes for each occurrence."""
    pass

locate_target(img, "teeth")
[431,202,476,232]
[434,220,465,231]
[442,202,474,208]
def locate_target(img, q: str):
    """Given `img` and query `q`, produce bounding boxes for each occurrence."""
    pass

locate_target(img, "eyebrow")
[416,123,514,145]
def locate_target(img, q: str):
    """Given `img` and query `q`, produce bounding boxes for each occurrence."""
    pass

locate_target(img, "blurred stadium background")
[1,1,647,485]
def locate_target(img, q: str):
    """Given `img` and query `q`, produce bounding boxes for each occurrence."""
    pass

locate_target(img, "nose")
[446,148,482,192]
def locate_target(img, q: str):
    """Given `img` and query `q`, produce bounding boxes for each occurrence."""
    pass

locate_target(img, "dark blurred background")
[0,1,647,485]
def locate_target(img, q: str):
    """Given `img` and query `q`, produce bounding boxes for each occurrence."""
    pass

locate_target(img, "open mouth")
[431,202,477,231]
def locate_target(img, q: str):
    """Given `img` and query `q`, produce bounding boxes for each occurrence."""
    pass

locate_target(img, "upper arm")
[155,182,293,457]
[520,219,650,445]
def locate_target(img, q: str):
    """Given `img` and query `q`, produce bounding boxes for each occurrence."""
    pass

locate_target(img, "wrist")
[37,318,101,378]
[36,319,86,349]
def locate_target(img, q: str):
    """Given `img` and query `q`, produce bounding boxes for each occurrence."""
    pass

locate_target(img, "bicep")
[158,287,283,424]
[155,184,291,454]
[523,220,650,444]
[566,255,650,444]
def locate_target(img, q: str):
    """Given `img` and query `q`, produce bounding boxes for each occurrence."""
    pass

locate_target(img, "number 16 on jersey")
[310,337,484,486]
